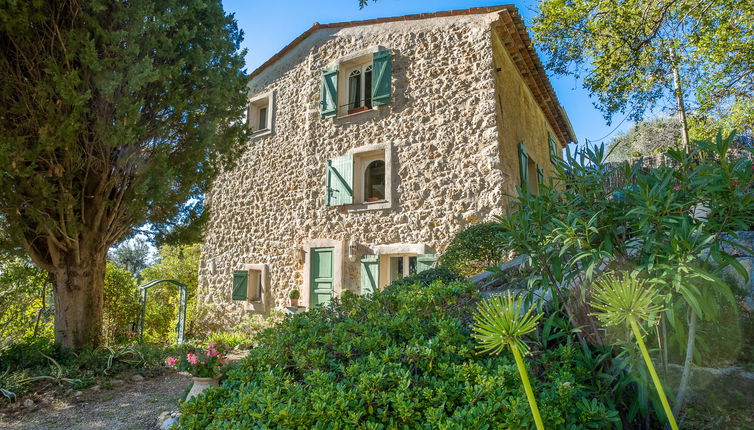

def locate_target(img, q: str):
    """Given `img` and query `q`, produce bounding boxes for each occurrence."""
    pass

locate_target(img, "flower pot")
[186,376,220,401]
[290,298,299,307]
[347,106,370,115]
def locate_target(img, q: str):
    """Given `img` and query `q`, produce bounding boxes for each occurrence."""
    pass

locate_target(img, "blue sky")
[221,0,633,147]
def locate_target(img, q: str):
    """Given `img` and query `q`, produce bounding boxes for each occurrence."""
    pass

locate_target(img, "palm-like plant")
[590,274,679,430]
[472,291,544,430]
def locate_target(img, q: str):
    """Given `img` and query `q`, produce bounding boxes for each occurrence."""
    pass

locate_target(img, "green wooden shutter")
[320,66,338,119]
[416,254,438,273]
[325,154,354,206]
[548,132,558,164]
[518,142,529,189]
[232,270,248,301]
[360,255,380,295]
[371,49,392,106]
[536,165,544,185]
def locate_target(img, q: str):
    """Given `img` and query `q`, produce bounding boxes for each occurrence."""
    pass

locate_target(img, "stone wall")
[196,12,565,328]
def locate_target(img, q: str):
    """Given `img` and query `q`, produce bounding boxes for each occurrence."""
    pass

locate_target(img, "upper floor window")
[324,143,393,210]
[248,91,274,137]
[319,48,392,119]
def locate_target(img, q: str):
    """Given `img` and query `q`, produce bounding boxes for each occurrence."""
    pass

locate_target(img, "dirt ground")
[0,371,191,430]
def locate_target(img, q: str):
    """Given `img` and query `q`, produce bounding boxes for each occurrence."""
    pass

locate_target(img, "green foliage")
[532,0,752,130]
[289,289,300,300]
[179,281,620,429]
[0,0,248,348]
[102,263,141,345]
[606,117,683,162]
[497,132,754,421]
[141,243,200,342]
[0,256,52,346]
[440,222,504,276]
[385,266,464,291]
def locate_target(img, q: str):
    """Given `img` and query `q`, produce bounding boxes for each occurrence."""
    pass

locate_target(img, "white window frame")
[248,91,274,138]
[380,254,418,285]
[335,48,381,117]
[347,142,393,211]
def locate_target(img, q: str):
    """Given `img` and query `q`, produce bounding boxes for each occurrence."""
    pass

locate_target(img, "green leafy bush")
[179,281,619,429]
[385,266,464,291]
[103,263,141,345]
[140,243,200,342]
[0,256,52,346]
[440,222,504,276]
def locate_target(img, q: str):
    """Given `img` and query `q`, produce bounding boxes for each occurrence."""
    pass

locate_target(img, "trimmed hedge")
[440,222,504,276]
[179,281,618,429]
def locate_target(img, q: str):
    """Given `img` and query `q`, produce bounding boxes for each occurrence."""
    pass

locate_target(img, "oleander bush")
[179,281,620,429]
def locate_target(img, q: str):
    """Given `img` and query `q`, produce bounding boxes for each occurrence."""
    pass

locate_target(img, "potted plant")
[166,342,228,401]
[289,289,301,307]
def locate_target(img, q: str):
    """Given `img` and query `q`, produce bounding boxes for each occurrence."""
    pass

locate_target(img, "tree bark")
[669,46,690,154]
[50,249,107,349]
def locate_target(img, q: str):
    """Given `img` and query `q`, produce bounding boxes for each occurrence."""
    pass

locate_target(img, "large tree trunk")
[49,247,107,349]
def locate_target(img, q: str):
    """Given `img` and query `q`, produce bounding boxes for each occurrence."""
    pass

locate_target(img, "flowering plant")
[165,342,229,378]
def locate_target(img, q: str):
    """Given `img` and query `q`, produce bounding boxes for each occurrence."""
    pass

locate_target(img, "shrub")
[440,222,504,276]
[0,256,53,346]
[385,266,464,291]
[103,263,141,345]
[140,243,200,342]
[179,281,619,429]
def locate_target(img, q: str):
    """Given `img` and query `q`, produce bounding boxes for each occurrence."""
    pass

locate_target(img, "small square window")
[248,92,273,136]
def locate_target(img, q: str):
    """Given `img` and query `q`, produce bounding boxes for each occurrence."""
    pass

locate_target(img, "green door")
[310,247,334,307]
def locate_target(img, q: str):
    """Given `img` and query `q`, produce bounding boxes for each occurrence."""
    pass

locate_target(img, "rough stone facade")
[196,7,575,328]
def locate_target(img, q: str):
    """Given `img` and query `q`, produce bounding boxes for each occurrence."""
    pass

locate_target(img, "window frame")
[248,91,274,138]
[347,142,393,211]
[240,263,269,314]
[333,46,384,118]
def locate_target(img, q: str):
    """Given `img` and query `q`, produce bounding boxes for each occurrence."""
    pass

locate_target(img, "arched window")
[364,160,385,202]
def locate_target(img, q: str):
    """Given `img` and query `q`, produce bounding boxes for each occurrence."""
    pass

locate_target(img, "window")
[319,48,392,119]
[347,65,373,113]
[231,264,268,314]
[518,142,541,194]
[325,143,392,209]
[364,159,385,202]
[248,91,273,135]
[388,255,418,283]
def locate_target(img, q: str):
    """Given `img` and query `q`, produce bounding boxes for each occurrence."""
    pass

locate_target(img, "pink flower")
[187,353,199,365]
[165,356,178,367]
[673,185,680,191]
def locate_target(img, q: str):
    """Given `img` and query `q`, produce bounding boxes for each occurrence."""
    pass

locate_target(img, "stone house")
[196,5,576,326]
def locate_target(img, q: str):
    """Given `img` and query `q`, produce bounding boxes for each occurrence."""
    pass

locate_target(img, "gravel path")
[0,371,191,430]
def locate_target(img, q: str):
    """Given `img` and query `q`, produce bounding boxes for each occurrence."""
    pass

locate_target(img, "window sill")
[346,200,391,212]
[334,108,377,121]
[250,129,272,139]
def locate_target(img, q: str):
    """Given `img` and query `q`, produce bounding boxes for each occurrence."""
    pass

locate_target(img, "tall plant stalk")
[510,342,545,430]
[590,274,679,430]
[629,317,679,430]
[471,292,544,430]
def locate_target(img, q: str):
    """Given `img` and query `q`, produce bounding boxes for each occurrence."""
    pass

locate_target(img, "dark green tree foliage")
[0,1,248,349]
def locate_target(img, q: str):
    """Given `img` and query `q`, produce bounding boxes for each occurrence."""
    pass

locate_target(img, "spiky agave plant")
[590,274,679,430]
[472,291,544,430]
